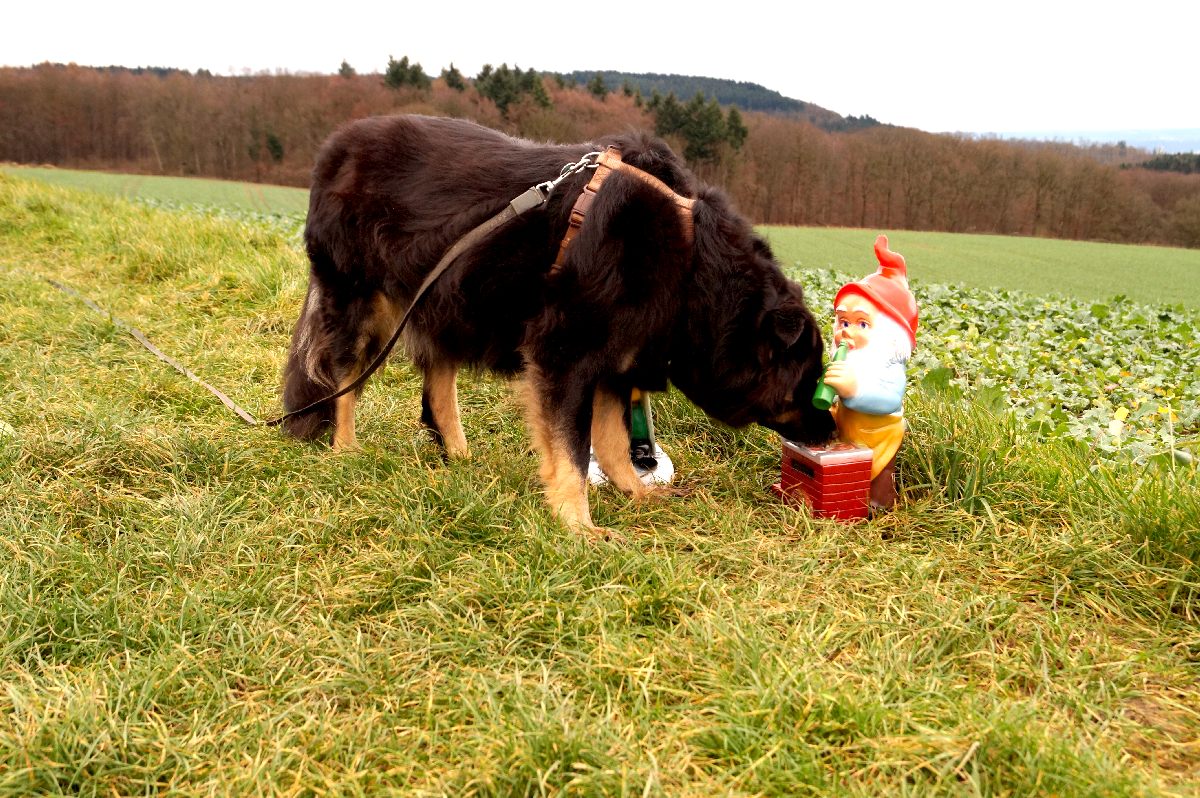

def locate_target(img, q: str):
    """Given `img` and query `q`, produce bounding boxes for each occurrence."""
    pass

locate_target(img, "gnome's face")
[833,294,879,351]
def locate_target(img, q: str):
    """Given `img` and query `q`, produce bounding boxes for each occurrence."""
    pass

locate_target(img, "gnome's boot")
[869,454,898,513]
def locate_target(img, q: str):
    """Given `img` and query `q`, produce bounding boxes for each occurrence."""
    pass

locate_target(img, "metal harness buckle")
[508,151,603,216]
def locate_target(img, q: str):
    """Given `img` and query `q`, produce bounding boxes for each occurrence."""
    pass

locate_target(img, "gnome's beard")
[842,314,913,367]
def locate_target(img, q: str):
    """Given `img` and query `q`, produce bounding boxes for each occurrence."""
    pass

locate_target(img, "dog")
[283,114,835,532]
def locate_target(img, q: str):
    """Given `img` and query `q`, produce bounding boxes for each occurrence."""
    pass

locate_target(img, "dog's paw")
[635,483,692,502]
[564,516,625,543]
[582,524,625,544]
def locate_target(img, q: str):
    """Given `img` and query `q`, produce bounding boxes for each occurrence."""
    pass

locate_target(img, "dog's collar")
[552,147,695,273]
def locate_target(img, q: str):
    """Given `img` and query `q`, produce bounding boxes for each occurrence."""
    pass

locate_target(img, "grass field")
[6,164,1199,308]
[1,173,1198,796]
[0,164,310,216]
[763,226,1200,309]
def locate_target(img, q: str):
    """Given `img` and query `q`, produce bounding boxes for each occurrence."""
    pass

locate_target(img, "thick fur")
[283,114,835,530]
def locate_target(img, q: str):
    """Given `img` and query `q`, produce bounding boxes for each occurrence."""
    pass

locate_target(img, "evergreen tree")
[682,94,727,163]
[524,70,552,109]
[476,63,517,115]
[725,106,748,151]
[407,61,431,90]
[652,92,686,138]
[338,60,356,79]
[384,55,410,89]
[441,63,466,91]
[587,73,608,99]
[265,132,284,163]
[475,64,550,116]
[650,91,747,164]
[384,55,430,90]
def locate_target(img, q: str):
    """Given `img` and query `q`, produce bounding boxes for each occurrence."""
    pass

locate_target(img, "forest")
[2,61,1198,248]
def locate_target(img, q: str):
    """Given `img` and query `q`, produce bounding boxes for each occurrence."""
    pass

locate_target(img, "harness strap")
[552,147,696,273]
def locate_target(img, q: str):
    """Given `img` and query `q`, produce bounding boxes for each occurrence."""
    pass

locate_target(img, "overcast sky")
[7,0,1196,136]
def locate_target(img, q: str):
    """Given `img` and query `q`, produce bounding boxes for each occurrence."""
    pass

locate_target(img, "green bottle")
[629,390,657,469]
[812,342,849,410]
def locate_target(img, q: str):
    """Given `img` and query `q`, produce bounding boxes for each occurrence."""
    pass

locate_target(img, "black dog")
[283,114,834,532]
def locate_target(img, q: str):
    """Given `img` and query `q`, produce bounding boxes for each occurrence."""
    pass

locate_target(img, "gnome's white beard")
[842,314,913,367]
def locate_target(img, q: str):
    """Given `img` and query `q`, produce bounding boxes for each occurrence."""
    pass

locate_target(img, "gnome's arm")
[839,358,906,415]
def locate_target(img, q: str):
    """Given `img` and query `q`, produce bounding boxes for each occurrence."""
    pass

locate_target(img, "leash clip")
[508,151,603,216]
[545,151,603,195]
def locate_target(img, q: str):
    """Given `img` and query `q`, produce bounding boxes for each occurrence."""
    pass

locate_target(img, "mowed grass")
[0,164,310,216]
[1,174,1199,796]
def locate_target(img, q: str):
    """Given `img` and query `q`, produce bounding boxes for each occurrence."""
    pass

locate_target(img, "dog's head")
[670,194,837,446]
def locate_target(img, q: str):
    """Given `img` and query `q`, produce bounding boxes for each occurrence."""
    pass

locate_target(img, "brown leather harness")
[552,146,696,272]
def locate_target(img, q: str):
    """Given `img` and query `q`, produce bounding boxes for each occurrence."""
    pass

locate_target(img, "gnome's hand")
[822,361,858,398]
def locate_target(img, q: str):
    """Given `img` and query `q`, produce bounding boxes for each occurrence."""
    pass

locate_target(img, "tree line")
[2,62,1197,248]
[560,71,814,116]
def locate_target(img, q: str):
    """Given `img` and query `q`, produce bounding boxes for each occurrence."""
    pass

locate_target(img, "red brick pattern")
[771,441,872,521]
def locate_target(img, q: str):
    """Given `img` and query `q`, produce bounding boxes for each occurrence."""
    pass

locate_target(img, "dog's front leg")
[520,366,597,534]
[421,362,470,459]
[332,377,360,452]
[591,386,652,498]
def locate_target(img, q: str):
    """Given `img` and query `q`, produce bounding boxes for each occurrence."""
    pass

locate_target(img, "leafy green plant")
[796,268,1199,466]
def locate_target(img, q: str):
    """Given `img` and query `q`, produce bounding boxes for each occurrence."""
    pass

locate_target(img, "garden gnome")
[820,234,918,510]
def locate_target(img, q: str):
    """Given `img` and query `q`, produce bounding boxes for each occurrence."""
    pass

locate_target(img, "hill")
[558,70,873,130]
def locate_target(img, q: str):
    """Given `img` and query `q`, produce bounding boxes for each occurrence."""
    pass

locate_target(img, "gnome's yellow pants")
[831,404,905,479]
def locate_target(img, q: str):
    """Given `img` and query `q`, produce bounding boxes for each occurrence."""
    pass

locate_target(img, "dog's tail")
[281,282,336,442]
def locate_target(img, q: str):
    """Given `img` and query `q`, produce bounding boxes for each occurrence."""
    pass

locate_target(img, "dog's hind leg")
[328,292,403,452]
[591,386,651,498]
[420,362,470,459]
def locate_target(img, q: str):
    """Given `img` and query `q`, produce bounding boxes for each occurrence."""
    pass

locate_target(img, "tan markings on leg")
[369,292,404,339]
[591,390,650,497]
[518,372,557,488]
[332,292,402,453]
[543,441,591,531]
[332,384,359,452]
[426,363,470,459]
[519,370,594,532]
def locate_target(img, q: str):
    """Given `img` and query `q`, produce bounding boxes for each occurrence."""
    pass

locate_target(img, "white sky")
[7,0,1196,136]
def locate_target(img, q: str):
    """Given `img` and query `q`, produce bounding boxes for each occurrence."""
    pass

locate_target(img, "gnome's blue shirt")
[840,356,906,416]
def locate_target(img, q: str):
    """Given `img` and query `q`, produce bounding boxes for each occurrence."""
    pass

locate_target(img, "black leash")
[44,151,603,427]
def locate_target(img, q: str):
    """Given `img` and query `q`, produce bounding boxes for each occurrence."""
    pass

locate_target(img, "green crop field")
[0,164,310,216]
[762,225,1200,310]
[1,173,1198,796]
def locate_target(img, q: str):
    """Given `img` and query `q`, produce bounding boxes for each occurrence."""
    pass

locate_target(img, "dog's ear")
[770,297,808,347]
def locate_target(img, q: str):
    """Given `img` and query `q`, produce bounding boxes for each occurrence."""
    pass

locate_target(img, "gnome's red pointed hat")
[834,234,918,349]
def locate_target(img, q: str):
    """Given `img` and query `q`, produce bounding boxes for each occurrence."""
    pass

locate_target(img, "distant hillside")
[558,70,873,131]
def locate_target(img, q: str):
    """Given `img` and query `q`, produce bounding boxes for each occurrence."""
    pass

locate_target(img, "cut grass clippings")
[1,174,1198,796]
